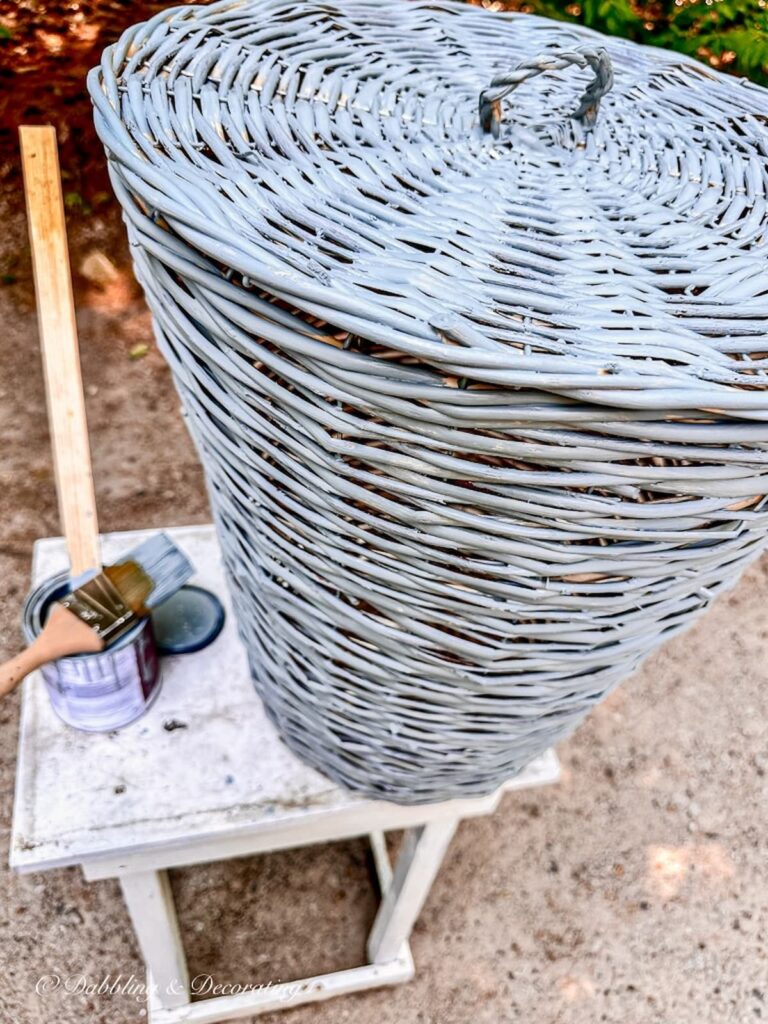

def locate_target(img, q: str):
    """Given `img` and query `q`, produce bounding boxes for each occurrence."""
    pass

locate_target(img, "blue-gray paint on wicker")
[89,0,768,803]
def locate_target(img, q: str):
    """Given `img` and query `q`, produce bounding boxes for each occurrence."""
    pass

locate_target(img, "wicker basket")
[90,0,768,803]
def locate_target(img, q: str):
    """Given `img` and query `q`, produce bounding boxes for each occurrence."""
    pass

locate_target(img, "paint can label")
[39,622,161,731]
[24,573,163,732]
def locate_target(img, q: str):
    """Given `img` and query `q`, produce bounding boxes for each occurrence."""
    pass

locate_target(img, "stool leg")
[119,870,190,1010]
[367,818,458,965]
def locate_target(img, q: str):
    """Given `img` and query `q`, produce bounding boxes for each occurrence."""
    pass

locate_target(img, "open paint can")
[22,571,161,732]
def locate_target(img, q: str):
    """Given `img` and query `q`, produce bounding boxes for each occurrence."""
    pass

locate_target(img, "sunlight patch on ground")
[647,843,735,901]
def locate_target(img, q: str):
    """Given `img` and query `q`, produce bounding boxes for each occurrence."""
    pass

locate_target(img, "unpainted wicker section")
[90,0,768,801]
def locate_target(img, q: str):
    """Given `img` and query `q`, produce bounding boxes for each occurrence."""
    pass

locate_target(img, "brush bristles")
[57,535,193,648]
[109,533,193,609]
[103,561,153,614]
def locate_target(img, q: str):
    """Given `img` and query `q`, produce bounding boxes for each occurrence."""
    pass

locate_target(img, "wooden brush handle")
[19,126,101,576]
[0,605,104,698]
[0,643,50,698]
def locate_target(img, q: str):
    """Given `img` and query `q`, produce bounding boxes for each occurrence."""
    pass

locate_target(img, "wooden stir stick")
[0,127,105,698]
[19,125,101,577]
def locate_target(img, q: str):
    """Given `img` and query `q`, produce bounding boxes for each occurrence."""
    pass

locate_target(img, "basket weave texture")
[90,0,768,803]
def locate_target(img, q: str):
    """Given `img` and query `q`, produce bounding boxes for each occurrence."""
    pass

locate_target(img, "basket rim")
[89,0,768,415]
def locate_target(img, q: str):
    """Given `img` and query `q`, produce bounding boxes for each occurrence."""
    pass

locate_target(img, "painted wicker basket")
[90,0,768,803]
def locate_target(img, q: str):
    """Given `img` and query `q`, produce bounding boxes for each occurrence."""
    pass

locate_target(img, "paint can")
[22,571,162,732]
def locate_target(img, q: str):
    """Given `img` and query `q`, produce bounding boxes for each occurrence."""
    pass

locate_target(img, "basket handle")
[479,46,614,138]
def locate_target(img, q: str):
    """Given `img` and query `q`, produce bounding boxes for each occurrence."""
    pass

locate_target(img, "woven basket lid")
[90,0,768,413]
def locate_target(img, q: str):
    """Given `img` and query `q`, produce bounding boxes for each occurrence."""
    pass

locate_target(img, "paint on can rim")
[22,572,162,732]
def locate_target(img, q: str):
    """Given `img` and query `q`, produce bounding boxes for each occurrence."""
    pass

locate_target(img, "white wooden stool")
[11,524,560,1024]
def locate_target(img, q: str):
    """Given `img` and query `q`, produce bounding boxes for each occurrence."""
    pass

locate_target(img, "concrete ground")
[0,186,766,1024]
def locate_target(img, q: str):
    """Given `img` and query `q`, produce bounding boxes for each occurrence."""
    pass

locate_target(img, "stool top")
[89,0,768,413]
[11,525,558,872]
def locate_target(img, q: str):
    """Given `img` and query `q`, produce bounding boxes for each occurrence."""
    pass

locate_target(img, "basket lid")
[90,0,768,413]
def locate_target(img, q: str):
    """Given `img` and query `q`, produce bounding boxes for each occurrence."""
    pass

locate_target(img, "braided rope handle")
[479,46,614,137]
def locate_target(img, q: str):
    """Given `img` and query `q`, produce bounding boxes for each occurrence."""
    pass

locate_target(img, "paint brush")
[0,533,193,697]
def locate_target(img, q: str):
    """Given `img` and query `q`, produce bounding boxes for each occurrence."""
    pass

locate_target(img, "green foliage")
[522,0,768,86]
[63,191,93,216]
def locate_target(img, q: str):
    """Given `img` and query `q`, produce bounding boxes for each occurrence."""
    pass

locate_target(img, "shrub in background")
[485,0,768,86]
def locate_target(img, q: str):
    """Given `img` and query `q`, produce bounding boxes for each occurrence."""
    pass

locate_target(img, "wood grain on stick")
[19,125,100,576]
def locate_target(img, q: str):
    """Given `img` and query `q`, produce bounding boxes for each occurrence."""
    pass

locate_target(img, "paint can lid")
[151,585,226,655]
